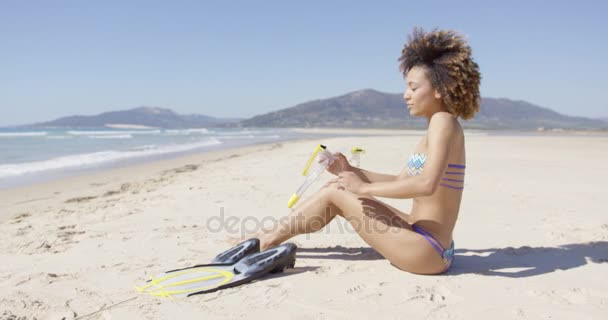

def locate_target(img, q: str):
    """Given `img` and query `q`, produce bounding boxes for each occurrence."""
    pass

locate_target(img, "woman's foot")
[259,232,278,251]
[224,228,267,247]
[224,224,287,250]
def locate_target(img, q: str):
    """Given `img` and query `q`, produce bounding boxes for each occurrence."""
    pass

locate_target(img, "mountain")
[28,107,242,129]
[239,89,607,130]
[240,89,418,128]
[473,98,606,130]
[17,91,607,130]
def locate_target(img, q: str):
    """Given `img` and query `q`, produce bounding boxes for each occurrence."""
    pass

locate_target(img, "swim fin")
[211,238,261,264]
[136,241,297,298]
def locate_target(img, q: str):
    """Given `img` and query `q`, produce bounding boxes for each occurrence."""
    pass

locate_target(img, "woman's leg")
[259,185,343,247]
[260,185,446,274]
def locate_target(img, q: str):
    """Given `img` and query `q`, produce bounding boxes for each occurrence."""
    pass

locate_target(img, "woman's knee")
[317,184,345,216]
[319,183,341,199]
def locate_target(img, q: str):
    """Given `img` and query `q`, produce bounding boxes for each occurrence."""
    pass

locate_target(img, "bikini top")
[407,153,466,190]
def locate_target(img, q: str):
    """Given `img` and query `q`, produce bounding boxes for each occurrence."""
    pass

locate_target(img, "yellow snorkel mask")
[287,144,365,208]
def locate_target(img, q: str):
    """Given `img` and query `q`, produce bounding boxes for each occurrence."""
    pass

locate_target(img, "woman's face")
[403,66,443,118]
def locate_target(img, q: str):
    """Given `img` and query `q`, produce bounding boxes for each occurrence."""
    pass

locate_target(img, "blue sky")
[1,0,607,126]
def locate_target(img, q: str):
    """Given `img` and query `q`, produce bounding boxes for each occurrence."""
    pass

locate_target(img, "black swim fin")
[211,238,260,264]
[136,240,297,298]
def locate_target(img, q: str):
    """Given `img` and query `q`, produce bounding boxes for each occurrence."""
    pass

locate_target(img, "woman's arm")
[352,167,397,183]
[327,152,396,183]
[359,113,456,198]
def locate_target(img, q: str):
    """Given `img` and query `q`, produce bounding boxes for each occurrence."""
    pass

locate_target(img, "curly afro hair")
[399,28,481,120]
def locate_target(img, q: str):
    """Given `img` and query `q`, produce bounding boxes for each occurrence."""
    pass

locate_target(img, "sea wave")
[165,128,213,135]
[217,134,281,140]
[67,130,162,136]
[0,138,222,178]
[129,144,157,151]
[0,132,48,137]
[88,134,133,139]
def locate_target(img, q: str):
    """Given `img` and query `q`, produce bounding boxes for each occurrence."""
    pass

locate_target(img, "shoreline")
[4,127,607,190]
[0,139,301,222]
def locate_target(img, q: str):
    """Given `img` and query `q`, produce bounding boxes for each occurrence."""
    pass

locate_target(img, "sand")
[1,131,607,319]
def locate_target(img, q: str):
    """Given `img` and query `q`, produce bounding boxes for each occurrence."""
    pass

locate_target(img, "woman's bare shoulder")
[428,112,461,135]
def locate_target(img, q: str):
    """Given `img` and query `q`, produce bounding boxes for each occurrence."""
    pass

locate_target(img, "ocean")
[0,127,329,188]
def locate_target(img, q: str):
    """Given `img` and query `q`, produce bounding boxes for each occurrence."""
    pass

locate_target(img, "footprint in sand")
[10,212,31,224]
[346,284,364,295]
[103,183,133,197]
[15,272,68,286]
[344,283,387,300]
[57,226,86,243]
[174,164,199,173]
[2,304,54,320]
[25,225,87,254]
[160,164,199,176]
[65,196,98,204]
[53,228,86,250]
[56,208,75,215]
[15,224,33,236]
[405,285,450,304]
[103,190,122,197]
[312,266,331,276]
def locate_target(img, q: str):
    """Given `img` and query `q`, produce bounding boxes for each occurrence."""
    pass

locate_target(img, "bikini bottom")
[412,224,455,273]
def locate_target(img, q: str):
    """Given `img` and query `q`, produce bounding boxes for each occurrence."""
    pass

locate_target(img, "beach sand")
[1,131,607,319]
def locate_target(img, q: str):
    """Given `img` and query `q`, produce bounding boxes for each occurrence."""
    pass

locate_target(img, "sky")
[1,0,607,126]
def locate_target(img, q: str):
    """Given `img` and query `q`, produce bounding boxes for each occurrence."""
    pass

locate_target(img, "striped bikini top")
[407,153,466,190]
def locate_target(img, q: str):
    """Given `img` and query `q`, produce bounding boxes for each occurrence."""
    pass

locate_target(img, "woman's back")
[409,114,466,247]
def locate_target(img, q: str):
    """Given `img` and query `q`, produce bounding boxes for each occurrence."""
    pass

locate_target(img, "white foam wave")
[88,134,133,139]
[0,138,222,178]
[218,134,280,140]
[67,130,161,136]
[165,128,213,135]
[0,132,48,137]
[129,144,157,151]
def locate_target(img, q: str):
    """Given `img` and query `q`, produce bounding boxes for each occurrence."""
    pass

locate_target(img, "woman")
[258,28,481,275]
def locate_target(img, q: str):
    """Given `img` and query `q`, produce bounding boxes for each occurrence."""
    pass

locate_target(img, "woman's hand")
[324,171,369,195]
[323,152,352,176]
